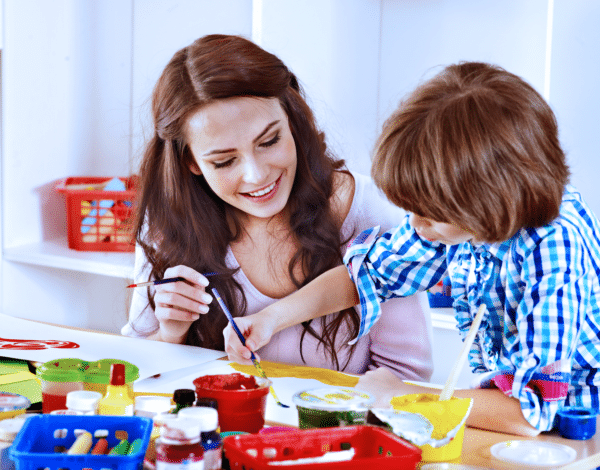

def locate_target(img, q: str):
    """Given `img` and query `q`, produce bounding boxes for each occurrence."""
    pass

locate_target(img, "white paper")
[0,313,226,380]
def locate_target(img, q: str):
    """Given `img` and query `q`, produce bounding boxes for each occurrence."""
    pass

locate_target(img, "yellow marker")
[66,431,92,455]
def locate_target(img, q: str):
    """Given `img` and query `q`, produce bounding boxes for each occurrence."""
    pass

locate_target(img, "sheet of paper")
[0,313,226,380]
[135,360,356,427]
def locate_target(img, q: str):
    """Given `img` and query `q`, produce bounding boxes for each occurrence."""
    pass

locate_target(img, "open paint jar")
[35,359,85,414]
[388,393,473,462]
[0,393,30,420]
[193,373,271,434]
[292,387,374,429]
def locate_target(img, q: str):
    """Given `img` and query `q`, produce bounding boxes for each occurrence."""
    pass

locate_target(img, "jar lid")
[173,389,196,405]
[292,387,374,411]
[135,396,173,417]
[66,390,103,411]
[36,359,85,382]
[178,406,218,431]
[153,411,179,425]
[0,392,30,413]
[161,418,201,442]
[0,417,28,442]
[82,359,139,384]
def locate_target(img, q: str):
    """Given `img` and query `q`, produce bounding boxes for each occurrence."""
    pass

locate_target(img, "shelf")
[3,238,134,278]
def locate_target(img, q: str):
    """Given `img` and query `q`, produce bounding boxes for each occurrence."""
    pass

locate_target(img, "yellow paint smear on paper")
[229,361,359,387]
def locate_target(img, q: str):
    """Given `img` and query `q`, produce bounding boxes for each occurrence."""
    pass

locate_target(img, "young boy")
[224,62,600,436]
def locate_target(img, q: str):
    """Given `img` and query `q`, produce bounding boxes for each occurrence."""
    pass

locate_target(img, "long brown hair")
[373,62,569,242]
[133,34,358,369]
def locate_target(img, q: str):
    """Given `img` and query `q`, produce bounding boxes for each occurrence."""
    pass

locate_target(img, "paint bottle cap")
[135,395,173,417]
[195,397,218,410]
[83,359,139,385]
[173,389,196,407]
[557,406,598,440]
[109,363,126,386]
[153,411,179,426]
[36,359,85,383]
[66,390,103,412]
[160,418,201,444]
[0,392,30,414]
[178,406,219,431]
[0,417,28,442]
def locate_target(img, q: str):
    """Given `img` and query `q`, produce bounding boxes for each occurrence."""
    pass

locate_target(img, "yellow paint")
[229,361,359,387]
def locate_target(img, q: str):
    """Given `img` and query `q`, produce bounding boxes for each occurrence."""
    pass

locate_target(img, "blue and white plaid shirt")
[344,185,600,430]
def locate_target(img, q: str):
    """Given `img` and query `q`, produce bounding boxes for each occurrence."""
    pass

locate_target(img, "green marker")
[126,438,144,455]
[108,439,130,455]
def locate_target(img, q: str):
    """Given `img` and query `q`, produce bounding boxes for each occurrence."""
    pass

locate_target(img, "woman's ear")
[189,161,202,175]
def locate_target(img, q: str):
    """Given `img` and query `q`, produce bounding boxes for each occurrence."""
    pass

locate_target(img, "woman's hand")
[152,265,213,344]
[223,311,279,365]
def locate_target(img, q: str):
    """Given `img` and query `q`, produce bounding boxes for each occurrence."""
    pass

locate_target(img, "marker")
[91,437,109,455]
[108,439,130,455]
[127,438,144,455]
[127,273,218,288]
[67,431,92,455]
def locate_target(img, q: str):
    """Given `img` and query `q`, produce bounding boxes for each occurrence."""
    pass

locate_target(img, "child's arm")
[358,367,540,437]
[224,265,359,363]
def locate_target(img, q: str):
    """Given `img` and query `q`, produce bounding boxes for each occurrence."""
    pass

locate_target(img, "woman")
[122,34,433,380]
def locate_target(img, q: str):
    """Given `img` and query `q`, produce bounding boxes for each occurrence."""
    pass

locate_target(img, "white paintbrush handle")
[439,304,487,401]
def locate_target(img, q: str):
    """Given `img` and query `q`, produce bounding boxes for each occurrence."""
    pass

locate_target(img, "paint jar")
[291,387,375,429]
[390,393,473,462]
[557,406,598,440]
[0,393,30,421]
[82,359,139,398]
[193,373,271,433]
[0,416,30,470]
[134,397,175,465]
[36,359,85,414]
[156,418,204,469]
[66,390,103,415]
[179,407,222,470]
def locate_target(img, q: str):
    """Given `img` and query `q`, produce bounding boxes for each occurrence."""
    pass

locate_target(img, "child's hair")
[133,34,358,368]
[372,61,569,242]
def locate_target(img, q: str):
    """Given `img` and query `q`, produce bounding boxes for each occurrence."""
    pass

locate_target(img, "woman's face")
[186,96,297,222]
[409,214,474,245]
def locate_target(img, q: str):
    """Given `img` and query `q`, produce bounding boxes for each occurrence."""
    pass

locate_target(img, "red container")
[193,373,271,434]
[55,176,137,252]
[223,425,422,469]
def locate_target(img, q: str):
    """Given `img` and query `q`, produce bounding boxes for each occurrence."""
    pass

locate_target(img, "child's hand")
[357,367,416,408]
[153,265,213,343]
[223,312,278,365]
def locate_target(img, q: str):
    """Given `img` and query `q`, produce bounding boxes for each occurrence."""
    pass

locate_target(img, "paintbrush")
[127,273,218,288]
[439,303,487,401]
[211,287,290,408]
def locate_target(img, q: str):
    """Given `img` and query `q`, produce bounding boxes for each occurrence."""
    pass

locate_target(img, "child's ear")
[189,161,202,175]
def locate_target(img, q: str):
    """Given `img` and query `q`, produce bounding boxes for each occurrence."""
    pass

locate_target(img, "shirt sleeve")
[121,243,159,338]
[479,224,587,431]
[343,215,448,343]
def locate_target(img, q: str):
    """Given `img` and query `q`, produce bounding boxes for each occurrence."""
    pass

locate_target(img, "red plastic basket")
[223,425,422,470]
[55,176,137,252]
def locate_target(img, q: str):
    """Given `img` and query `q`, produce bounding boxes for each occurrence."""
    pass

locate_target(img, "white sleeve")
[121,244,159,337]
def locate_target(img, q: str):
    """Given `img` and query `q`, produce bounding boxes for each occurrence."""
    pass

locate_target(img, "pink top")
[122,172,433,381]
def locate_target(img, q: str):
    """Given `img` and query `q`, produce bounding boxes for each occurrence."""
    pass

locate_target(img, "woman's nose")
[241,155,268,184]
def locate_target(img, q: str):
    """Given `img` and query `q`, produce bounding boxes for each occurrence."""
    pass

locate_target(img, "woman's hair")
[133,34,358,369]
[372,61,569,242]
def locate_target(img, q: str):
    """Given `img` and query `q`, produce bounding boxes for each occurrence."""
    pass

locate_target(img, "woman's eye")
[260,133,280,148]
[212,158,235,169]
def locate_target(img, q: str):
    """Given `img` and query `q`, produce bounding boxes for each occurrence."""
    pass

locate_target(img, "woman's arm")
[358,367,540,437]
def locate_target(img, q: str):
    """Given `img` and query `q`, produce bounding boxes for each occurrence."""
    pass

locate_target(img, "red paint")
[42,392,68,414]
[156,441,204,468]
[193,373,269,433]
[193,373,258,390]
[0,337,79,350]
